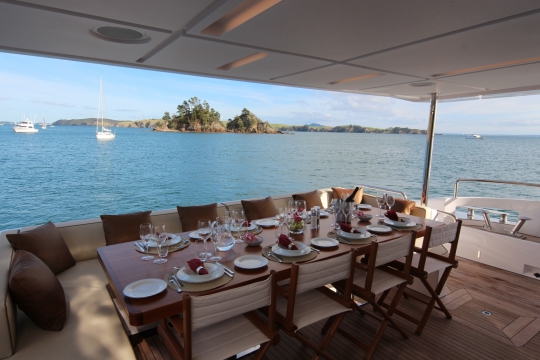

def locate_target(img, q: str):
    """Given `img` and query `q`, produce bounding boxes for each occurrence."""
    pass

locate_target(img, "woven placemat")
[262,245,317,263]
[164,269,232,292]
[230,226,263,236]
[327,231,376,245]
[134,238,190,255]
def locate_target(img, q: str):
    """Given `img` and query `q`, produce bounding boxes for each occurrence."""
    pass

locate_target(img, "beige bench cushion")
[9,258,135,360]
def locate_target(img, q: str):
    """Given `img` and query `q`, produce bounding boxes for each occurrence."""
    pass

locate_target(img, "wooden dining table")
[98,213,443,327]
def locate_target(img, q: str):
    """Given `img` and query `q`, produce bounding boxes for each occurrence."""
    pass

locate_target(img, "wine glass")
[276,207,286,227]
[197,219,212,257]
[209,219,223,262]
[295,200,307,220]
[376,193,387,218]
[139,223,154,261]
[152,224,168,264]
[230,210,245,243]
[342,201,353,223]
[332,198,343,230]
[385,195,395,214]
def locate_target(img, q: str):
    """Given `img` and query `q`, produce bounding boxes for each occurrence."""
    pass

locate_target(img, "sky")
[1,52,540,135]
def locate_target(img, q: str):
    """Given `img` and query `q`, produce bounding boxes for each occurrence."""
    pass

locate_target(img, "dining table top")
[98,212,443,326]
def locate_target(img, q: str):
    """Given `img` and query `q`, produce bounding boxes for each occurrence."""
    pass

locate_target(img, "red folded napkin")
[242,220,251,227]
[244,232,257,242]
[293,212,303,223]
[339,223,361,233]
[187,259,208,275]
[278,234,298,250]
[384,210,399,221]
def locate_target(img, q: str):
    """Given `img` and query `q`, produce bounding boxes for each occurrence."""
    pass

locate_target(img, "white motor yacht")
[12,119,38,133]
[465,134,483,139]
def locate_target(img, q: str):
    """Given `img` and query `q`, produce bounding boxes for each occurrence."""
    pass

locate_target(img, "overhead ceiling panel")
[0,3,170,63]
[350,12,540,79]
[188,0,540,61]
[145,36,330,81]
[17,0,215,31]
[278,64,421,91]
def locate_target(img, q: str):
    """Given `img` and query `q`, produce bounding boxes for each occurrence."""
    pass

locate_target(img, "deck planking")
[135,257,540,360]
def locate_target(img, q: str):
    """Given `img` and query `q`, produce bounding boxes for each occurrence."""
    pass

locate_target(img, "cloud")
[83,106,96,110]
[0,96,9,101]
[115,108,137,112]
[30,98,75,107]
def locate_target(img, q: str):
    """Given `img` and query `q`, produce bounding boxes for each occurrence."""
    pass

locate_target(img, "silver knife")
[171,275,183,290]
[169,279,181,293]
[135,242,145,252]
[222,265,235,275]
[310,246,320,252]
[268,251,283,263]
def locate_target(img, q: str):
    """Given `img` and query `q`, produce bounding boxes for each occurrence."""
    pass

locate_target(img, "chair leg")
[320,315,337,335]
[377,289,391,307]
[416,269,453,335]
[251,341,271,360]
[371,300,408,339]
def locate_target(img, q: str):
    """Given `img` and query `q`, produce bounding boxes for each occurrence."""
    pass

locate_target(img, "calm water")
[1,125,539,230]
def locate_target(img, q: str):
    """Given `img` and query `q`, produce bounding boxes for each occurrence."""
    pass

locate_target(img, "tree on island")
[226,108,278,134]
[161,97,225,132]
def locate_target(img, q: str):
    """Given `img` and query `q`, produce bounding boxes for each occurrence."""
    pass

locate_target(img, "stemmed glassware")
[295,200,307,220]
[331,199,343,230]
[376,193,387,218]
[385,195,395,214]
[209,219,223,262]
[230,210,245,243]
[197,219,212,258]
[276,207,286,228]
[342,201,353,223]
[139,223,154,261]
[152,224,168,264]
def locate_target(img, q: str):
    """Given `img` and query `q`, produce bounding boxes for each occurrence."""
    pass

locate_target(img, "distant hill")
[53,118,162,128]
[308,123,323,126]
[272,123,426,134]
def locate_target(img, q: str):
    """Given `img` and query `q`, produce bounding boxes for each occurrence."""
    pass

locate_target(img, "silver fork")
[169,278,181,293]
[267,250,283,263]
[171,275,183,290]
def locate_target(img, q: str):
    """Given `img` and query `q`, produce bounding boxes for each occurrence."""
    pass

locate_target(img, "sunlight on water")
[1,126,539,230]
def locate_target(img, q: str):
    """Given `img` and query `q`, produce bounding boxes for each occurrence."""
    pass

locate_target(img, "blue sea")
[1,125,539,230]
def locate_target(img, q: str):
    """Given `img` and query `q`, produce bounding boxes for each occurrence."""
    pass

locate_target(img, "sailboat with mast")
[41,114,46,129]
[95,76,115,140]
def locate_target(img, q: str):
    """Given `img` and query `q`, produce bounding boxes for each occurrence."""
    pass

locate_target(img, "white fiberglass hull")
[13,127,38,133]
[96,131,115,140]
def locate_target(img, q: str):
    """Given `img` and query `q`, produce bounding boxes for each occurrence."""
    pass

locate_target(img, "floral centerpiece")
[288,212,305,234]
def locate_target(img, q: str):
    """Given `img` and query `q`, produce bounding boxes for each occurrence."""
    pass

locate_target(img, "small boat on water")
[41,115,46,130]
[96,76,115,140]
[13,118,38,133]
[465,134,483,139]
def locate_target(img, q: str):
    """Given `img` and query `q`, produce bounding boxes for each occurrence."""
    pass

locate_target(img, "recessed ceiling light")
[90,26,150,44]
[216,52,268,71]
[409,81,437,87]
[432,56,540,77]
[201,0,282,37]
[328,73,383,85]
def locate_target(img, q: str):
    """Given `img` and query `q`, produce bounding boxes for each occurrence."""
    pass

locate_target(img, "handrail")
[454,179,540,198]
[357,184,407,200]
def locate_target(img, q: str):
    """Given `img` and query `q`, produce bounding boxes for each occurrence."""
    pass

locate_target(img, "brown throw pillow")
[391,199,416,215]
[332,187,363,204]
[241,196,276,221]
[176,203,218,232]
[6,221,75,275]
[100,211,152,246]
[292,190,323,210]
[9,250,67,331]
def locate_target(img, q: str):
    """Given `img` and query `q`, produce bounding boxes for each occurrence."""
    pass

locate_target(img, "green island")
[50,97,427,134]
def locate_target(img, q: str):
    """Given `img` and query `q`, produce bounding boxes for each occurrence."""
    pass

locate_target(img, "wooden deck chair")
[157,272,279,360]
[383,220,462,335]
[330,232,416,360]
[276,250,357,360]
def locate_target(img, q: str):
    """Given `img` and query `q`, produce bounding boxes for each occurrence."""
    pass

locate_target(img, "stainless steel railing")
[453,179,540,198]
[357,184,407,200]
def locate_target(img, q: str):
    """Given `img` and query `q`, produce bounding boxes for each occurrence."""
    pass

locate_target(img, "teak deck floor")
[133,257,540,360]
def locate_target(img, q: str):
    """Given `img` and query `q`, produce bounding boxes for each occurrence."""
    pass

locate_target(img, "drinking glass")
[198,219,212,256]
[342,201,354,223]
[230,210,245,243]
[295,200,307,220]
[275,224,284,241]
[332,198,343,229]
[385,195,395,212]
[195,239,207,263]
[209,219,223,262]
[139,223,154,261]
[152,224,168,264]
[276,207,286,227]
[376,193,387,218]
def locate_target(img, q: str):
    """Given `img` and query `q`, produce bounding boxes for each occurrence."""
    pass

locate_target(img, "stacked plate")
[337,229,371,240]
[176,263,225,283]
[271,241,310,257]
[255,219,279,227]
[147,234,182,247]
[384,217,417,229]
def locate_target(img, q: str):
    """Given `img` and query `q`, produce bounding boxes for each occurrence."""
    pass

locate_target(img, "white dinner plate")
[384,218,416,228]
[357,204,373,210]
[227,223,257,231]
[176,263,224,283]
[188,229,211,239]
[234,255,268,269]
[311,237,339,248]
[338,229,370,239]
[319,210,329,218]
[147,234,181,247]
[366,225,393,234]
[123,279,167,298]
[272,241,310,257]
[255,219,279,227]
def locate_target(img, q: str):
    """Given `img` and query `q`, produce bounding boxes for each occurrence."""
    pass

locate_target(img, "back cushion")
[6,221,75,274]
[292,190,323,210]
[9,251,67,331]
[391,199,416,215]
[177,203,218,232]
[241,196,276,221]
[100,211,152,246]
[332,187,363,204]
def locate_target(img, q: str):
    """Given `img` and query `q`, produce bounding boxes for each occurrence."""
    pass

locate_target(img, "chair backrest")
[296,251,354,295]
[189,275,273,331]
[426,221,460,248]
[374,232,415,267]
[417,220,462,272]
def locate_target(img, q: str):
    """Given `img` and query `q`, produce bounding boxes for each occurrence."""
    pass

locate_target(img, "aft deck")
[134,257,540,359]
